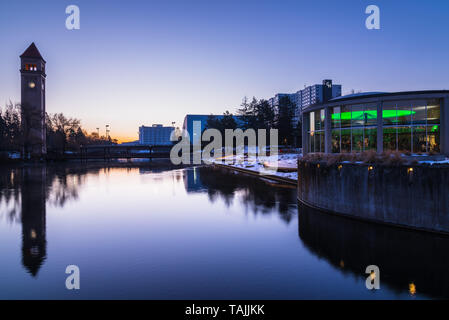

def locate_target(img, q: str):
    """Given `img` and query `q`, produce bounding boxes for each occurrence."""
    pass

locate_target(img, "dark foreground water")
[0,162,448,299]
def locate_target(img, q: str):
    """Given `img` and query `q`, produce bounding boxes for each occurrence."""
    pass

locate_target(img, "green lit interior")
[312,106,440,153]
[331,110,414,121]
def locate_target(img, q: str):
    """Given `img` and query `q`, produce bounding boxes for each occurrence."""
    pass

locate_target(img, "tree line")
[0,101,116,154]
[205,96,301,146]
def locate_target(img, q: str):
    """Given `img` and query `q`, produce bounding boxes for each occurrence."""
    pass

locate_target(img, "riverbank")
[211,153,299,186]
[298,160,449,234]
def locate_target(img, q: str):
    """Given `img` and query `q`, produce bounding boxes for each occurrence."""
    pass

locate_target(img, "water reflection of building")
[20,167,47,277]
[183,166,296,223]
[183,167,206,193]
[298,203,449,298]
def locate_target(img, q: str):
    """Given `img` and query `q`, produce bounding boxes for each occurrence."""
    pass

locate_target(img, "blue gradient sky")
[0,0,448,141]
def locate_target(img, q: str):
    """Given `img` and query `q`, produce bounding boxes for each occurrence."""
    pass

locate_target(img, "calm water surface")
[0,162,448,299]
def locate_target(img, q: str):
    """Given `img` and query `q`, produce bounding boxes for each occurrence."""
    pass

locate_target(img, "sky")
[0,0,448,142]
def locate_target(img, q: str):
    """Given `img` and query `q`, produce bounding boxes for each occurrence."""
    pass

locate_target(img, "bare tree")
[47,113,80,153]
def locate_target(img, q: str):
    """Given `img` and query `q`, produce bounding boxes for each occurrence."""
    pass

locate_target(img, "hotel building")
[268,80,342,126]
[138,124,175,145]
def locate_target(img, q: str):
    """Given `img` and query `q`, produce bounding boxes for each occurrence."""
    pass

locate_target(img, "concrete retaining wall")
[298,162,449,233]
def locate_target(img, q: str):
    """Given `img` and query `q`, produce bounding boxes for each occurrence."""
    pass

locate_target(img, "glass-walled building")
[302,91,449,156]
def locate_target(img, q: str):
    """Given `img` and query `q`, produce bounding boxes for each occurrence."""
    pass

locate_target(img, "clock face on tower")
[28,81,35,89]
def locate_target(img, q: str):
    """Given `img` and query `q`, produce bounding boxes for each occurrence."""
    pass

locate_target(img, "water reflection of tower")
[21,166,47,277]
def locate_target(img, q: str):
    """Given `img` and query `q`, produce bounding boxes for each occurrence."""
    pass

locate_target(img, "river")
[0,161,447,299]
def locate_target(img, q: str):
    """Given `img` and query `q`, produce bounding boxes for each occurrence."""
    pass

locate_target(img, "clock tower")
[20,42,46,159]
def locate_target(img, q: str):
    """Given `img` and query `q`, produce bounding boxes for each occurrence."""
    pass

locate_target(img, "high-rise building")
[297,80,342,112]
[268,80,342,127]
[268,93,298,110]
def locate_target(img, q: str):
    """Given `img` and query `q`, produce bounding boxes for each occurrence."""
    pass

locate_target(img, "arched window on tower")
[25,64,37,71]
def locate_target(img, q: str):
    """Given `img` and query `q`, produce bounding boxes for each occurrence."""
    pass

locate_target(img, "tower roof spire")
[20,42,45,62]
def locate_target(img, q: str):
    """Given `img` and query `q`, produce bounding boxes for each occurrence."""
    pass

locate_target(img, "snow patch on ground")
[212,153,299,181]
[418,158,449,165]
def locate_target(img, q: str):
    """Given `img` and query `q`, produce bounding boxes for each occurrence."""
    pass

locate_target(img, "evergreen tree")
[255,99,276,130]
[276,96,296,145]
[220,111,237,132]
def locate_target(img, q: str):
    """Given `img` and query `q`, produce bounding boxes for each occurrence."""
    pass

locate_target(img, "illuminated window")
[331,107,341,129]
[352,128,363,153]
[363,104,378,126]
[332,129,341,153]
[309,112,315,132]
[351,104,364,127]
[364,127,377,151]
[382,99,440,153]
[427,101,440,124]
[382,102,397,125]
[412,101,427,125]
[25,64,37,71]
[383,126,398,151]
[397,103,412,126]
[341,129,351,153]
[320,109,325,128]
[413,126,427,153]
[340,105,351,128]
[314,110,321,130]
[331,103,378,153]
[307,110,325,153]
[318,131,325,152]
[427,124,440,153]
[398,126,412,152]
[307,97,441,155]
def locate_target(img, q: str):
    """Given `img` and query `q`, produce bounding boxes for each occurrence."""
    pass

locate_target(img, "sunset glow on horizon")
[1,0,449,141]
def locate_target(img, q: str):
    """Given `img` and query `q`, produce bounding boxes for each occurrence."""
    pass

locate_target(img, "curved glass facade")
[330,103,377,153]
[381,99,440,153]
[305,96,442,154]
